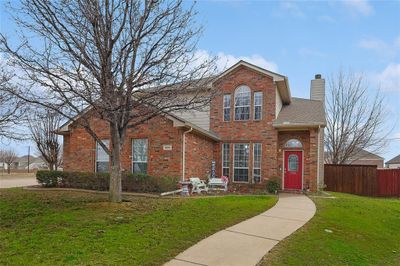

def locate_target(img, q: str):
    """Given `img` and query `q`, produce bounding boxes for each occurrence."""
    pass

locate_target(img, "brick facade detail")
[63,115,217,179]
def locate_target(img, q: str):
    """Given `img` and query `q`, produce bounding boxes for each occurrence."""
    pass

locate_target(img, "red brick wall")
[63,113,218,180]
[63,115,184,178]
[277,130,318,192]
[184,132,216,180]
[210,66,279,185]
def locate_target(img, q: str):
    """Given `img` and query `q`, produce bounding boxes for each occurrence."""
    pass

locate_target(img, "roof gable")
[386,154,400,164]
[213,60,291,104]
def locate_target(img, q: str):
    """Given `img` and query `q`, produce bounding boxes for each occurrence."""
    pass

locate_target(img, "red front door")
[284,151,303,190]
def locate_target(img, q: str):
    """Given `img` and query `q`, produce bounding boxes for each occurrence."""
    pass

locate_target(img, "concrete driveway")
[0,174,38,188]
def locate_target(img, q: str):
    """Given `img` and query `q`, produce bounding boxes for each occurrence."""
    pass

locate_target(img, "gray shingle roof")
[386,154,400,164]
[273,97,326,128]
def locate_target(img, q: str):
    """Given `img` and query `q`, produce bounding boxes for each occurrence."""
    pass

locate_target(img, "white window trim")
[253,143,262,183]
[132,138,148,174]
[234,86,251,121]
[95,139,109,173]
[233,143,250,183]
[253,92,263,120]
[223,94,231,122]
[222,143,230,177]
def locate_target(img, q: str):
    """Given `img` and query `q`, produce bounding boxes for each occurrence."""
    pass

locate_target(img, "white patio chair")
[189,177,208,194]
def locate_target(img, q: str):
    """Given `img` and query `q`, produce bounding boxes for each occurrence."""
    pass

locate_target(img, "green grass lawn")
[263,192,400,266]
[0,188,276,265]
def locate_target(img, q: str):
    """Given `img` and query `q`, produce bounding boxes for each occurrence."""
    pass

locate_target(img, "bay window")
[222,143,230,177]
[253,143,261,183]
[233,143,249,182]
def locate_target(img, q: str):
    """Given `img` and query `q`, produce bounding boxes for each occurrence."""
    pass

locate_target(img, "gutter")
[182,127,193,181]
[317,125,321,190]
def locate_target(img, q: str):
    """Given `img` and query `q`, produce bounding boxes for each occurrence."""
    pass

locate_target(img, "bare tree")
[0,63,25,140]
[0,0,216,202]
[1,149,17,174]
[325,70,390,164]
[28,109,62,171]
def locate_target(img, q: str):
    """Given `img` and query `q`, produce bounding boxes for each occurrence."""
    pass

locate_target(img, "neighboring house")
[348,150,384,168]
[13,156,48,170]
[386,155,400,169]
[325,149,384,168]
[57,61,326,192]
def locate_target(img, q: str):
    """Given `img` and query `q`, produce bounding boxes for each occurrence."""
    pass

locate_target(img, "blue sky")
[1,0,399,161]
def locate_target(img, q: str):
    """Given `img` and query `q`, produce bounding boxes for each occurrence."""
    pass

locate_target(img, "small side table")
[179,180,191,196]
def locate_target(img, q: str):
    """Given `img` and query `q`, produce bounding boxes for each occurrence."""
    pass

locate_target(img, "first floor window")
[233,143,249,182]
[222,143,230,177]
[96,139,109,173]
[253,143,262,183]
[132,139,148,174]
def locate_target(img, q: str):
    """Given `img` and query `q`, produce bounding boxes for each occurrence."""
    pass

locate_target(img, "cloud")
[194,50,278,72]
[370,63,400,92]
[358,36,400,59]
[279,2,305,18]
[343,0,373,16]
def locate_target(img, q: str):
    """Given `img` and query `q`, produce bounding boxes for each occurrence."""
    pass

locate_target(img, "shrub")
[266,176,281,194]
[36,170,65,187]
[36,170,179,193]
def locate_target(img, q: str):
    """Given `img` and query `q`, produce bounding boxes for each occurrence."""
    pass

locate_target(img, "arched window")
[234,85,251,120]
[284,139,303,148]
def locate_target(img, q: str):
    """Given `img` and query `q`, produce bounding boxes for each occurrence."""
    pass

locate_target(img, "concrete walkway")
[165,193,316,266]
[0,175,38,188]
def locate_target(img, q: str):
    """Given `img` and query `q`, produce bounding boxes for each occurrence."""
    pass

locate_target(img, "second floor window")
[223,94,231,121]
[234,85,251,120]
[254,92,263,120]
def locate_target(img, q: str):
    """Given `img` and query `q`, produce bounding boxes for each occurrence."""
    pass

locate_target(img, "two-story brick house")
[58,60,326,191]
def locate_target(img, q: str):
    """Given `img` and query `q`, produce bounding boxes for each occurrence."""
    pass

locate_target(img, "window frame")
[222,143,230,177]
[95,139,109,173]
[253,91,263,120]
[233,143,250,183]
[234,85,251,121]
[223,94,231,122]
[132,138,148,174]
[253,143,262,183]
[284,139,303,148]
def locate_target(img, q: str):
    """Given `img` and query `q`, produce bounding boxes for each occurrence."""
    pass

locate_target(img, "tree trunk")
[109,123,122,203]
[49,163,54,171]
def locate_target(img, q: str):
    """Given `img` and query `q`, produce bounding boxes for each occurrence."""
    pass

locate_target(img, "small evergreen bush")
[266,176,281,194]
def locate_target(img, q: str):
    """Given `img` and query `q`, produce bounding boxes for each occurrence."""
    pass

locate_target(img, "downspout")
[182,127,193,181]
[317,125,321,191]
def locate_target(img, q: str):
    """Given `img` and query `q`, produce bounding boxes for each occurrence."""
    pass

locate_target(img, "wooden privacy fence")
[324,164,400,197]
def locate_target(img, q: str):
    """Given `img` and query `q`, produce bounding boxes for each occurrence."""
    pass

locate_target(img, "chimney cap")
[315,74,322,79]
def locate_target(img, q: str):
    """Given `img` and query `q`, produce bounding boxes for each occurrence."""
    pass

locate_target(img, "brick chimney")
[310,74,325,103]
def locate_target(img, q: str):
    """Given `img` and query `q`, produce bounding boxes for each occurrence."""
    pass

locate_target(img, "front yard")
[262,192,400,265]
[0,188,276,265]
